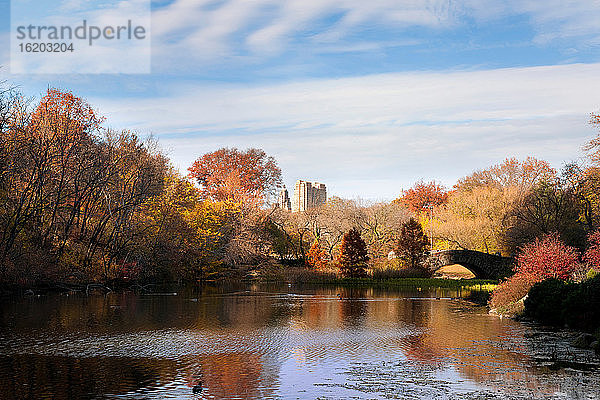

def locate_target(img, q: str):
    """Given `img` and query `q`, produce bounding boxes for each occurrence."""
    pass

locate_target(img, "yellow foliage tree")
[136,172,240,279]
[432,185,519,255]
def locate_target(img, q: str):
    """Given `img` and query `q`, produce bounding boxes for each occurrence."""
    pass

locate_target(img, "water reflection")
[0,284,598,399]
[0,354,178,399]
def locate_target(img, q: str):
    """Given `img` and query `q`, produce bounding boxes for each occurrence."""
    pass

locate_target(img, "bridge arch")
[425,250,513,280]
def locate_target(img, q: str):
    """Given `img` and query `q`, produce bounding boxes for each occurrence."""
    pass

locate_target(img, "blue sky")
[2,0,600,200]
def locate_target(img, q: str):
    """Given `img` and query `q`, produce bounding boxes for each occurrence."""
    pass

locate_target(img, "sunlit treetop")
[188,147,282,205]
[395,180,448,213]
[27,88,105,142]
[455,157,556,192]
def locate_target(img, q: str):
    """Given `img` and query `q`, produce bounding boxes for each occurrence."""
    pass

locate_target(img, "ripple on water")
[0,286,599,399]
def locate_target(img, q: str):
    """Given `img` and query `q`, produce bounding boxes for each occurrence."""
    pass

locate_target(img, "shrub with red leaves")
[516,233,580,281]
[583,230,600,270]
[489,273,542,312]
[490,233,581,314]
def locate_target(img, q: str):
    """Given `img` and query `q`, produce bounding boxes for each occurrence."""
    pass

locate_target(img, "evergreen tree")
[396,218,429,268]
[339,228,369,277]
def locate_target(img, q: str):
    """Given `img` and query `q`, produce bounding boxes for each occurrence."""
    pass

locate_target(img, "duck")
[192,382,202,394]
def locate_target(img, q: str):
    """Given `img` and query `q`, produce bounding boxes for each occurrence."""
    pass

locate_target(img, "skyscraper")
[277,187,292,211]
[292,180,327,212]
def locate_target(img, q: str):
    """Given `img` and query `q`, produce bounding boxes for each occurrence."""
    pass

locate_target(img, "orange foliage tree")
[455,157,556,193]
[396,180,448,214]
[27,88,104,141]
[188,148,282,205]
[306,239,328,270]
[0,89,107,272]
[0,88,174,282]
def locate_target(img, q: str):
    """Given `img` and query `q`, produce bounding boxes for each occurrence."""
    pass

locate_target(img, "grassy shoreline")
[294,277,498,289]
[0,277,498,295]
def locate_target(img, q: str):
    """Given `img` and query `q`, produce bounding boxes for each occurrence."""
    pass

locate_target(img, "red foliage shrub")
[583,230,600,270]
[490,233,581,314]
[489,273,542,311]
[516,233,580,281]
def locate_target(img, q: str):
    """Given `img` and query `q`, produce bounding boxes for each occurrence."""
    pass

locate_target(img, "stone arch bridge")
[426,250,514,280]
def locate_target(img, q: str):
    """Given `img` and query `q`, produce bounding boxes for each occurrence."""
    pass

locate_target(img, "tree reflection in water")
[0,283,598,399]
[0,354,178,399]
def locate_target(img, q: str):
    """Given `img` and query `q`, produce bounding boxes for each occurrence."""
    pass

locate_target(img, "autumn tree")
[303,197,371,260]
[503,180,587,254]
[221,205,274,268]
[133,172,239,280]
[396,180,448,214]
[490,233,581,313]
[0,89,109,278]
[267,207,308,261]
[338,228,369,278]
[433,184,518,254]
[188,148,282,205]
[359,201,411,259]
[434,157,559,256]
[559,163,600,232]
[269,206,318,262]
[455,157,556,194]
[563,116,600,231]
[396,218,429,268]
[0,88,172,282]
[306,239,328,270]
[92,131,167,277]
[268,198,410,264]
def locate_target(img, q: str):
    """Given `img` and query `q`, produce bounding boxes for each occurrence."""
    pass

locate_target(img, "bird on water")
[192,382,202,394]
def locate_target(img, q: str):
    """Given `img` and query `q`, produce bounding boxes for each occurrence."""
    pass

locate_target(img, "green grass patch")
[302,277,498,290]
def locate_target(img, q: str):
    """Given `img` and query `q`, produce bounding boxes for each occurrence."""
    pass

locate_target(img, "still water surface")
[0,284,598,399]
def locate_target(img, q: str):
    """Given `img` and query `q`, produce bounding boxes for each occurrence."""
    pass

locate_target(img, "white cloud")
[149,0,600,69]
[9,0,151,74]
[465,0,600,45]
[91,63,600,199]
[151,0,458,67]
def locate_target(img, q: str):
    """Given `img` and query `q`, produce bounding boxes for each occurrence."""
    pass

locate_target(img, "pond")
[0,284,598,399]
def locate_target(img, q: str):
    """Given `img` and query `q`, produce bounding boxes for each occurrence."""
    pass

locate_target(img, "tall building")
[277,187,291,211]
[292,180,327,212]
